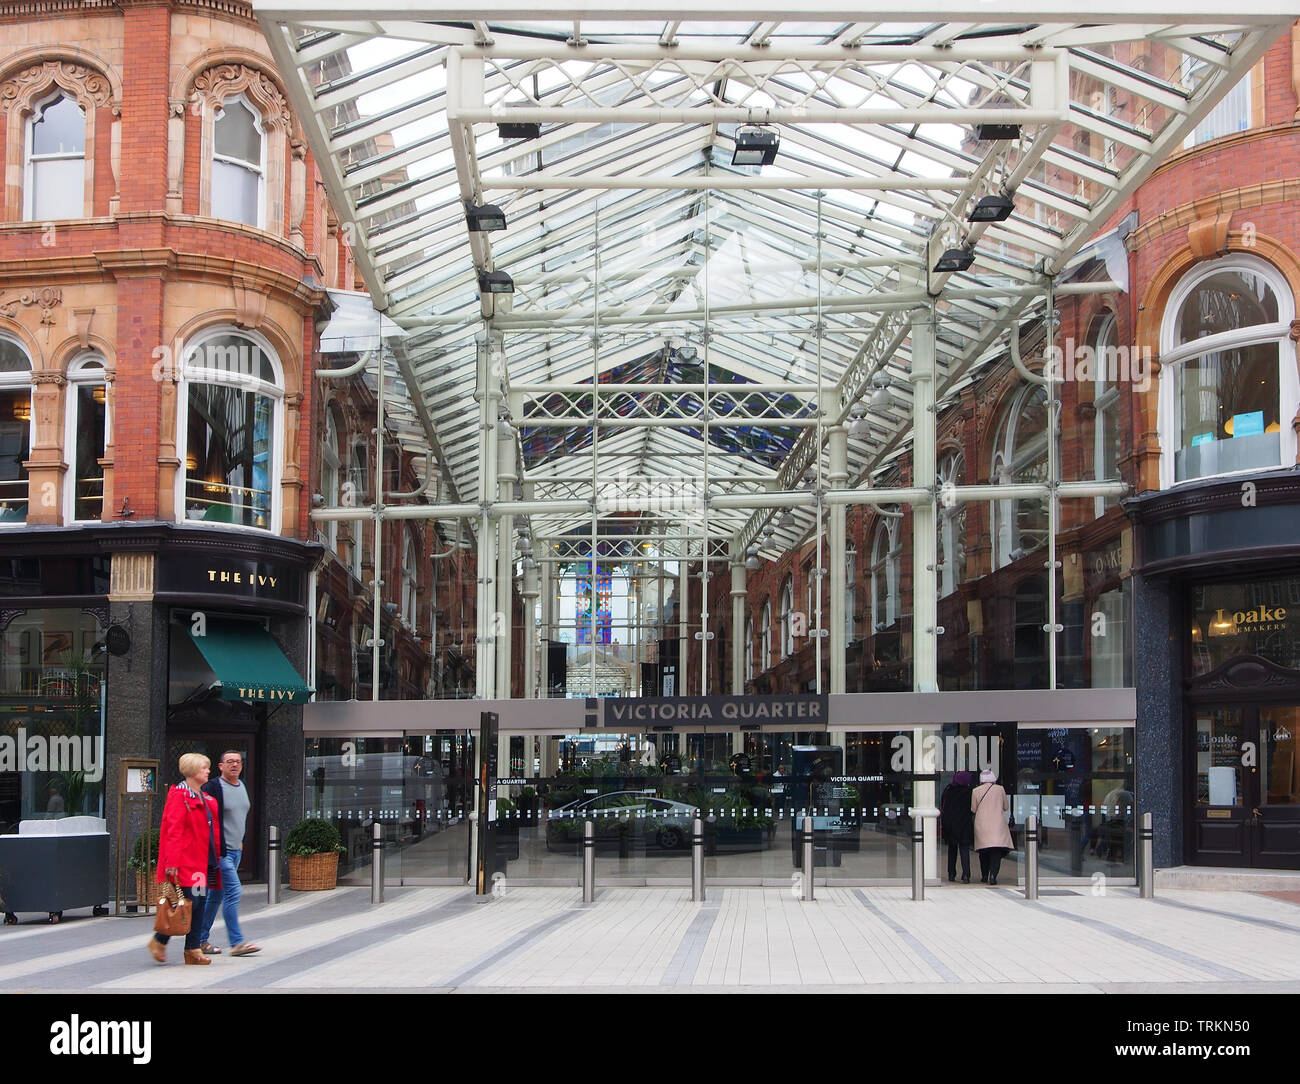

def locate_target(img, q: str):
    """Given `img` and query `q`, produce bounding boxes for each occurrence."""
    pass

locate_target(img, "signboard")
[156,556,304,605]
[603,694,829,726]
[475,711,499,896]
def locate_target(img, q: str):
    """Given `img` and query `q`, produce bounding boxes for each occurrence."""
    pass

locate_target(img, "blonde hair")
[178,753,211,779]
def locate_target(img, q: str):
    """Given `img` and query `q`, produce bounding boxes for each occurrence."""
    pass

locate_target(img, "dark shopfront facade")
[0,524,316,885]
[1128,471,1300,869]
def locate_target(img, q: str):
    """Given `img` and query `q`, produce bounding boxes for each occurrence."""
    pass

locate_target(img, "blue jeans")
[199,849,245,947]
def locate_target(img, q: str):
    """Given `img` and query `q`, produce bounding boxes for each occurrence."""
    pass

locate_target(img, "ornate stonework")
[0,287,62,326]
[0,60,115,115]
[191,63,291,132]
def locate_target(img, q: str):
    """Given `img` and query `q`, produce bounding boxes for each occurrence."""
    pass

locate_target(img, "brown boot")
[183,949,211,965]
[148,938,166,963]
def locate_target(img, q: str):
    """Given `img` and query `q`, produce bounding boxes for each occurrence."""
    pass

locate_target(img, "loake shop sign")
[157,556,304,605]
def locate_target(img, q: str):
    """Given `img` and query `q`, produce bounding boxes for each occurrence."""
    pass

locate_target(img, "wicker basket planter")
[288,851,339,891]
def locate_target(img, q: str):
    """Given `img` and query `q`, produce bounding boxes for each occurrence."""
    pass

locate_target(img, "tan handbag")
[152,878,192,937]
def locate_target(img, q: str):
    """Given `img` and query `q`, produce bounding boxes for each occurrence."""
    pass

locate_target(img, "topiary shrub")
[127,831,159,872]
[284,818,344,856]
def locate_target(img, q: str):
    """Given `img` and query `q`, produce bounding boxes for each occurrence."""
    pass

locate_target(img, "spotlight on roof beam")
[975,123,1021,141]
[732,125,779,167]
[465,202,506,232]
[933,245,975,274]
[497,121,541,140]
[478,270,514,294]
[969,193,1015,223]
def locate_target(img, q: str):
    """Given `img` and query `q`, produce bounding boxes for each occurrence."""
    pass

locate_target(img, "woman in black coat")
[939,770,975,883]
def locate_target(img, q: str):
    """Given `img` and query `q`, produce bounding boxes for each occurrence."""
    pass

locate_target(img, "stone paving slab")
[2,886,1298,993]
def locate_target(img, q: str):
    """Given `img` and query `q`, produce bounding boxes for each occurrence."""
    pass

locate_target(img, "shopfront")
[157,535,316,880]
[304,689,1136,887]
[1186,574,1300,868]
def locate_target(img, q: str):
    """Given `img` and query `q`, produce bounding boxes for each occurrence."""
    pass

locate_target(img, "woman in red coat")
[148,753,222,965]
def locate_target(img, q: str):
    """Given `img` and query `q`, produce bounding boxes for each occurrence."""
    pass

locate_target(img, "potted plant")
[127,832,159,912]
[285,818,344,890]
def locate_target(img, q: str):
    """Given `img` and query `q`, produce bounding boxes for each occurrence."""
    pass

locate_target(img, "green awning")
[187,619,312,705]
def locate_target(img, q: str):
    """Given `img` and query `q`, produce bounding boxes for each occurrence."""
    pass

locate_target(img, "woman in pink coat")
[971,769,1013,885]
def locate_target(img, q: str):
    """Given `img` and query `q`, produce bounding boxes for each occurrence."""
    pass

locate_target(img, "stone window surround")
[0,55,121,222]
[170,53,308,244]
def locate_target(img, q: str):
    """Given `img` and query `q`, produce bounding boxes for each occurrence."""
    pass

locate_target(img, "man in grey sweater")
[198,751,261,957]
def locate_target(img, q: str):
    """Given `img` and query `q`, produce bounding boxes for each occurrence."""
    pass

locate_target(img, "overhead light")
[933,245,975,273]
[732,125,779,167]
[12,397,31,423]
[497,121,540,140]
[846,406,871,439]
[969,193,1015,223]
[975,123,1021,141]
[465,202,506,232]
[478,270,514,294]
[744,544,760,572]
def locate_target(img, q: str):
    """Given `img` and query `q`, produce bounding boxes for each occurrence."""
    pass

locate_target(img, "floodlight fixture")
[969,193,1015,223]
[466,202,506,232]
[975,123,1021,141]
[478,270,514,294]
[732,125,780,167]
[933,245,975,273]
[497,121,541,140]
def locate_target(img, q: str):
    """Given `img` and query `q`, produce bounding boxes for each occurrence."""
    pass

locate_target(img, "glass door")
[1255,705,1300,868]
[1191,706,1251,865]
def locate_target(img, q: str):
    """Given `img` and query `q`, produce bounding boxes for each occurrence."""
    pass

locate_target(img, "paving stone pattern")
[2,885,1299,993]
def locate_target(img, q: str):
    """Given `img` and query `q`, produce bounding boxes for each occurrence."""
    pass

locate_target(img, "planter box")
[288,852,339,891]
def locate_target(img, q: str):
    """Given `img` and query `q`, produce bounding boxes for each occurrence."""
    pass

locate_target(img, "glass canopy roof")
[258,4,1291,556]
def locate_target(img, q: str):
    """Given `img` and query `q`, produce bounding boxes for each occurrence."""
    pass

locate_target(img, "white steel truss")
[260,4,1292,697]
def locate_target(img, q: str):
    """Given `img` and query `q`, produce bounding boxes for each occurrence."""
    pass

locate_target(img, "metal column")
[370,821,384,904]
[266,825,280,905]
[691,817,705,902]
[827,425,848,694]
[801,816,815,901]
[1139,812,1154,899]
[582,820,596,903]
[1025,815,1039,900]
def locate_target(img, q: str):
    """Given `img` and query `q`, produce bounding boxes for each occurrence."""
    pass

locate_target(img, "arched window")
[992,384,1051,567]
[401,529,418,627]
[870,514,901,631]
[0,337,32,524]
[1158,255,1296,486]
[211,96,265,228]
[179,329,282,530]
[24,92,85,221]
[65,353,108,522]
[744,615,754,683]
[779,575,794,658]
[320,407,341,552]
[760,600,772,671]
[937,450,965,596]
[1091,313,1122,515]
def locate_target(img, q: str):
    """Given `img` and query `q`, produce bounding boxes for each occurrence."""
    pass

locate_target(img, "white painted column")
[730,559,746,694]
[909,301,940,878]
[828,425,848,695]
[522,563,538,700]
[495,421,516,698]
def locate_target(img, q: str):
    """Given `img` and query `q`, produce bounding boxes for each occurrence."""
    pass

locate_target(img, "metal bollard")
[1025,814,1039,900]
[1139,811,1154,899]
[691,816,705,902]
[371,821,384,904]
[801,816,815,901]
[266,825,280,905]
[582,820,596,904]
[911,818,925,901]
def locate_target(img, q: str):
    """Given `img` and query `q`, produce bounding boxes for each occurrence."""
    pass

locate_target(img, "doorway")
[1189,703,1300,867]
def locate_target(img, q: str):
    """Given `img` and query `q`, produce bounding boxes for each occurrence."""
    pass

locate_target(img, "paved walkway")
[4,884,1299,993]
